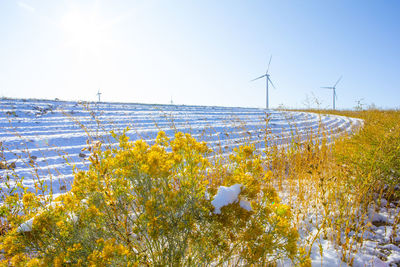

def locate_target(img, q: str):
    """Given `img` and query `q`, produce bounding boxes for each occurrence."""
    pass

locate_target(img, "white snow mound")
[211,184,251,214]
[17,217,34,232]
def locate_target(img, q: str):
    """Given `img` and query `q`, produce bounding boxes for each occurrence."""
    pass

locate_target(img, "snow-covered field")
[0,98,361,196]
[4,98,399,266]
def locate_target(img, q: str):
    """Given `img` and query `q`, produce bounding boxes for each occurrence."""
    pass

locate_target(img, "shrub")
[0,130,301,266]
[333,110,400,200]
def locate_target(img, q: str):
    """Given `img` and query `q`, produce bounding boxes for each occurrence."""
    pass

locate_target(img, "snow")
[371,258,389,267]
[381,244,400,253]
[211,184,242,214]
[306,204,400,266]
[239,199,252,212]
[15,201,62,232]
[209,184,252,214]
[369,206,391,224]
[17,217,34,232]
[2,98,376,263]
[0,98,362,198]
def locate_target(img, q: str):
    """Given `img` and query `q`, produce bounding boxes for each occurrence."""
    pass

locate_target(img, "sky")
[0,0,399,109]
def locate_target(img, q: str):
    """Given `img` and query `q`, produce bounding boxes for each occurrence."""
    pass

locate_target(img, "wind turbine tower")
[321,76,342,110]
[97,89,102,102]
[251,56,276,109]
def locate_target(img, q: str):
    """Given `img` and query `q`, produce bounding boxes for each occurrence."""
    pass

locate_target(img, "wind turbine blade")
[334,76,342,87]
[321,87,333,89]
[335,91,338,99]
[250,74,266,82]
[268,77,276,89]
[266,55,272,74]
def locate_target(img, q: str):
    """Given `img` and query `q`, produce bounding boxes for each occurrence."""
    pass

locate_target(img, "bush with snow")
[0,130,303,266]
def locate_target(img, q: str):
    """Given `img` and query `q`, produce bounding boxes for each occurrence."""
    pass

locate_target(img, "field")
[1,98,399,266]
[0,98,360,197]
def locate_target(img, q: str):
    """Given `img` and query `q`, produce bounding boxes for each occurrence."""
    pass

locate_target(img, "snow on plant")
[211,184,248,214]
[0,129,303,266]
[1,102,400,266]
[209,183,253,214]
[267,109,400,265]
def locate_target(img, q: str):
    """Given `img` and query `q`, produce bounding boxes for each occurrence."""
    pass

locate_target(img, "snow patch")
[368,207,390,225]
[17,201,78,233]
[211,184,249,214]
[17,217,34,232]
[239,199,252,211]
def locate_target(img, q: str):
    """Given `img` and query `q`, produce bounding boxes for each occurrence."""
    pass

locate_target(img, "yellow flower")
[11,253,26,266]
[87,205,100,218]
[56,221,65,228]
[22,192,35,207]
[67,243,82,253]
[26,257,41,267]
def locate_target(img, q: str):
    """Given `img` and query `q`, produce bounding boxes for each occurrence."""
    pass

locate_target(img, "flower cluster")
[0,130,301,266]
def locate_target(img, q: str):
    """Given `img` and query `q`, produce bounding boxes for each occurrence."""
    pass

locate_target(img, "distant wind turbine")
[321,76,342,110]
[251,55,276,109]
[97,89,102,102]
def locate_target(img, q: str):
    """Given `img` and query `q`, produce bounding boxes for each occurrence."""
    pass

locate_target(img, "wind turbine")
[251,55,276,109]
[321,76,342,110]
[97,89,102,102]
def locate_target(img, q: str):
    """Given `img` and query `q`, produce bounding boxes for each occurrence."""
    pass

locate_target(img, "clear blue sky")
[1,0,399,109]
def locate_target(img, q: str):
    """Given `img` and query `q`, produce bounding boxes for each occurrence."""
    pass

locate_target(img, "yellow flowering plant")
[0,130,301,266]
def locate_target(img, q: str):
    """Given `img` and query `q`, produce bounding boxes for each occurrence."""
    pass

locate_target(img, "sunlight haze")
[1,0,399,109]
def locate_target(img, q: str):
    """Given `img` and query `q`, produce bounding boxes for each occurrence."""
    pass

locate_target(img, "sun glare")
[61,8,110,55]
